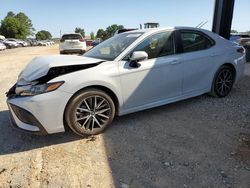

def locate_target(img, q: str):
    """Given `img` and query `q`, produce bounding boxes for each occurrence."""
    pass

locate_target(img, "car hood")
[19,55,104,82]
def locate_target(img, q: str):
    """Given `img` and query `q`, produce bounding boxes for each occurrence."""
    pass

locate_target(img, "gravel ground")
[0,46,249,188]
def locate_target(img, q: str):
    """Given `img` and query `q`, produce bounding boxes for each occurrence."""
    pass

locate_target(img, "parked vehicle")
[0,39,19,48]
[7,38,28,47]
[6,27,245,136]
[37,40,48,46]
[230,33,250,47]
[59,33,86,54]
[0,42,6,50]
[44,40,54,46]
[49,40,55,45]
[27,39,39,46]
[90,40,100,47]
[0,35,5,40]
[86,40,93,46]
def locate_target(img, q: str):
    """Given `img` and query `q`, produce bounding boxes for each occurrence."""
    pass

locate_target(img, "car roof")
[62,33,81,36]
[125,26,209,34]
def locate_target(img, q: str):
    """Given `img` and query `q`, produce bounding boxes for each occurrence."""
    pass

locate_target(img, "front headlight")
[18,81,64,96]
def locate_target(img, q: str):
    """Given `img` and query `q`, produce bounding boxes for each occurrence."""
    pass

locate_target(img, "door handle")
[169,60,181,65]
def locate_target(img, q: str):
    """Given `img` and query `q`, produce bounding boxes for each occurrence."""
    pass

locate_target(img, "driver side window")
[131,31,175,59]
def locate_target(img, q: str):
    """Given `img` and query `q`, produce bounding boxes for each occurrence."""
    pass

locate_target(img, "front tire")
[65,89,115,136]
[210,65,234,97]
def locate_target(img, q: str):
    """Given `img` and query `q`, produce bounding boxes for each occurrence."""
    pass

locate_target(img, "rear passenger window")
[180,32,213,53]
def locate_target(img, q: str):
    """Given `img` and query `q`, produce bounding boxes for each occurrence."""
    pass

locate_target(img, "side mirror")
[129,51,148,68]
[130,51,148,61]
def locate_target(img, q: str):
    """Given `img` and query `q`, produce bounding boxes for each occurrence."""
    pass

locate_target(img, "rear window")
[180,31,214,53]
[61,34,82,40]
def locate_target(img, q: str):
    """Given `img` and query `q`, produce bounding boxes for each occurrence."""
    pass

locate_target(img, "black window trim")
[122,30,177,61]
[176,29,216,54]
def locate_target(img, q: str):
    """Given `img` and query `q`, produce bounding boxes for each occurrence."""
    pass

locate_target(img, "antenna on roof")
[196,21,208,28]
[196,21,204,28]
[199,21,208,28]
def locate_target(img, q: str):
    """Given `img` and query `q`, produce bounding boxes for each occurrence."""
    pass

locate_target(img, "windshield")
[84,32,143,61]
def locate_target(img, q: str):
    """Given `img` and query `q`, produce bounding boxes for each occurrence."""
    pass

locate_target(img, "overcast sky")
[0,0,249,37]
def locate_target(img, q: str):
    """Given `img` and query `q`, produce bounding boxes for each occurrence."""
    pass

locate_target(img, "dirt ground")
[0,45,249,188]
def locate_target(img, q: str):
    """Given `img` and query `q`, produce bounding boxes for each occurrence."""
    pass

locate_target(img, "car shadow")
[100,71,250,188]
[0,75,249,187]
[0,110,81,155]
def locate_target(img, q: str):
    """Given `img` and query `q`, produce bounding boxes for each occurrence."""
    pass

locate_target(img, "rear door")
[176,30,216,94]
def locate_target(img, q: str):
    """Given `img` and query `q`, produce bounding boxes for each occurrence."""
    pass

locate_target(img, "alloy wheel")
[215,68,233,96]
[75,95,111,132]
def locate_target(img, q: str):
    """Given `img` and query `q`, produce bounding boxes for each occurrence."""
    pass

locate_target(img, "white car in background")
[59,33,86,54]
[46,40,54,45]
[37,40,49,46]
[0,42,6,50]
[0,39,19,48]
[7,38,28,47]
[6,27,245,136]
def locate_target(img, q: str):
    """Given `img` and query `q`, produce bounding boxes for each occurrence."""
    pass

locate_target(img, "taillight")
[237,47,245,54]
[79,38,85,42]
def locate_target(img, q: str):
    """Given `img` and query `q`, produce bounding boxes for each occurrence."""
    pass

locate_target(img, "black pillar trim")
[212,0,235,39]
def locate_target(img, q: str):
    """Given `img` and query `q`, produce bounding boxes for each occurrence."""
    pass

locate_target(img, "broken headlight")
[16,81,64,96]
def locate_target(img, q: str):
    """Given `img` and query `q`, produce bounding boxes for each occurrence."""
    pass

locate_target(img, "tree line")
[0,11,125,41]
[0,11,52,40]
[74,24,124,41]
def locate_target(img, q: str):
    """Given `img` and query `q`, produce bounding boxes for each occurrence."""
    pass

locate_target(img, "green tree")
[90,32,95,40]
[15,12,35,36]
[36,30,52,40]
[0,11,34,39]
[0,16,20,38]
[231,29,238,33]
[96,29,107,40]
[7,11,15,17]
[75,27,85,38]
[105,24,124,38]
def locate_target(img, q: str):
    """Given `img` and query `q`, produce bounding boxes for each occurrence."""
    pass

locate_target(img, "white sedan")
[0,42,6,50]
[6,27,245,136]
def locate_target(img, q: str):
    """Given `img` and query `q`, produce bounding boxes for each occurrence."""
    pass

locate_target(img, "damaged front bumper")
[6,83,72,135]
[8,102,48,135]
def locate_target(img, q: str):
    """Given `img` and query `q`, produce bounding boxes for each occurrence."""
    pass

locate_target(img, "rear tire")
[65,89,115,136]
[209,65,234,97]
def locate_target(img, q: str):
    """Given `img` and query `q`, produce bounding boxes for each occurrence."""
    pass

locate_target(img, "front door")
[118,31,182,110]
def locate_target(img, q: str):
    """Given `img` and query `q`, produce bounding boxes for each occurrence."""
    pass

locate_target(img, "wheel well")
[222,63,236,82]
[63,85,120,132]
